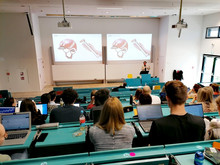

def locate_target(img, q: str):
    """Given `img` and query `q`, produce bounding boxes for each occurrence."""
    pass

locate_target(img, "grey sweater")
[89,124,135,151]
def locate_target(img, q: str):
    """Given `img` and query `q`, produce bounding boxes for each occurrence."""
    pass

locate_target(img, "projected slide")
[52,34,102,62]
[107,34,152,61]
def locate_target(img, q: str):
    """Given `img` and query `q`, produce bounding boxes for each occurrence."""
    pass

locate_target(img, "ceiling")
[0,0,220,18]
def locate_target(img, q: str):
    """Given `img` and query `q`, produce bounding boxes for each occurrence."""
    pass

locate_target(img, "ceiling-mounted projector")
[58,19,70,27]
[58,0,70,28]
[172,0,187,38]
[172,19,187,29]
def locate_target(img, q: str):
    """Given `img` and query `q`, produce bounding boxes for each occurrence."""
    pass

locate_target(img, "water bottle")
[60,98,64,107]
[130,94,133,105]
[194,151,204,165]
[79,110,86,131]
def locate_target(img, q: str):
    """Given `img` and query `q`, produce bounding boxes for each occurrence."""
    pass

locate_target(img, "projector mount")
[172,0,188,37]
[58,0,70,27]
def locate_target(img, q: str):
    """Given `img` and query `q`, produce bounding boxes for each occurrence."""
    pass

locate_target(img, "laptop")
[185,104,204,117]
[36,104,48,115]
[0,112,31,146]
[0,107,15,114]
[137,104,163,132]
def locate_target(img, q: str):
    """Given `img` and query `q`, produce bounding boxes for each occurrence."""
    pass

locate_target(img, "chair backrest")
[153,85,161,90]
[127,74,133,78]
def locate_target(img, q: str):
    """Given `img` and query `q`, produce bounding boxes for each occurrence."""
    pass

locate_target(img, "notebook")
[0,107,15,114]
[137,104,163,132]
[185,104,204,117]
[0,112,31,146]
[36,104,48,115]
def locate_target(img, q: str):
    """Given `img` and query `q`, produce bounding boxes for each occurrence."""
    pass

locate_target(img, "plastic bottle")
[60,98,64,107]
[194,151,204,165]
[79,110,86,131]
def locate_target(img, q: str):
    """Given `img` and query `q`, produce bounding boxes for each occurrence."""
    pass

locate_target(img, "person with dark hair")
[139,93,152,105]
[20,99,45,125]
[188,84,201,104]
[50,88,87,123]
[112,82,127,92]
[90,88,110,121]
[49,91,57,105]
[148,80,205,146]
[3,97,17,107]
[41,93,58,113]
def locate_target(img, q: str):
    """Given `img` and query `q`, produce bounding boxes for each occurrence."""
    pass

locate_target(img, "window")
[201,54,220,83]
[206,27,220,38]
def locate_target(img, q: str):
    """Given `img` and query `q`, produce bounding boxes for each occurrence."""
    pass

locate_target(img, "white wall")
[163,15,203,88]
[201,13,220,55]
[31,13,46,90]
[0,13,40,92]
[39,17,160,84]
[158,16,169,82]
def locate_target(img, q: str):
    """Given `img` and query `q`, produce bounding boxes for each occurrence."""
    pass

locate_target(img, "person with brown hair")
[188,84,201,103]
[87,90,97,110]
[133,88,142,105]
[89,97,135,151]
[148,80,205,146]
[197,86,217,113]
[210,83,219,95]
[20,99,45,125]
[3,97,17,107]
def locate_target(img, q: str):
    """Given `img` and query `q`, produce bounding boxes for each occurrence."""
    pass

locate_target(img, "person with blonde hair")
[89,97,135,151]
[215,96,220,115]
[143,85,161,104]
[197,86,217,113]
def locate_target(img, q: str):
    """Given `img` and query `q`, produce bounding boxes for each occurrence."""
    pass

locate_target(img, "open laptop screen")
[185,104,204,117]
[137,105,163,121]
[1,113,30,131]
[36,104,48,115]
[0,107,15,114]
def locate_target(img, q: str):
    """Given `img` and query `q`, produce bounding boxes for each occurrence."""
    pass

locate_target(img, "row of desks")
[3,139,220,164]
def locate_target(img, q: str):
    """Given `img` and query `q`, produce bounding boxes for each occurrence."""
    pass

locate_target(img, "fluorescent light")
[97,7,123,10]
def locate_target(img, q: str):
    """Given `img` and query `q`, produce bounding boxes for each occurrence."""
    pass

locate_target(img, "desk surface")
[0,131,36,151]
[175,154,212,165]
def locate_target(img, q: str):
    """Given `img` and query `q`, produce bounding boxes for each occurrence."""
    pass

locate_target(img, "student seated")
[0,124,11,162]
[188,84,201,103]
[89,88,110,121]
[142,85,161,104]
[148,80,205,146]
[41,93,58,113]
[133,88,142,105]
[197,86,217,112]
[87,90,97,110]
[89,97,135,151]
[3,97,17,107]
[20,99,45,125]
[50,88,87,123]
[210,83,219,95]
[139,93,152,105]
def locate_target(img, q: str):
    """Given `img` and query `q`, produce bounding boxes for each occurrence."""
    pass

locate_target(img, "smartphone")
[37,133,48,142]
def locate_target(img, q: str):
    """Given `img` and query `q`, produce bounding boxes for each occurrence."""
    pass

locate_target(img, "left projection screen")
[52,34,102,62]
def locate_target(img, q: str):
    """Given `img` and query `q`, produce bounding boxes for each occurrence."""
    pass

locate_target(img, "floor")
[11,82,122,99]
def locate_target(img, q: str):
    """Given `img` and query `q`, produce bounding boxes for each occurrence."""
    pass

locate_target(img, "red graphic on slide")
[132,39,151,57]
[59,39,77,59]
[111,39,128,58]
[80,39,101,58]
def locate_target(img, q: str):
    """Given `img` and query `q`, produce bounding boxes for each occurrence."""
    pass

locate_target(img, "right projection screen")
[107,34,152,61]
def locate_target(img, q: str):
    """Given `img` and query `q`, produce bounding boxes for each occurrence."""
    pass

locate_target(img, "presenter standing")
[141,61,150,74]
